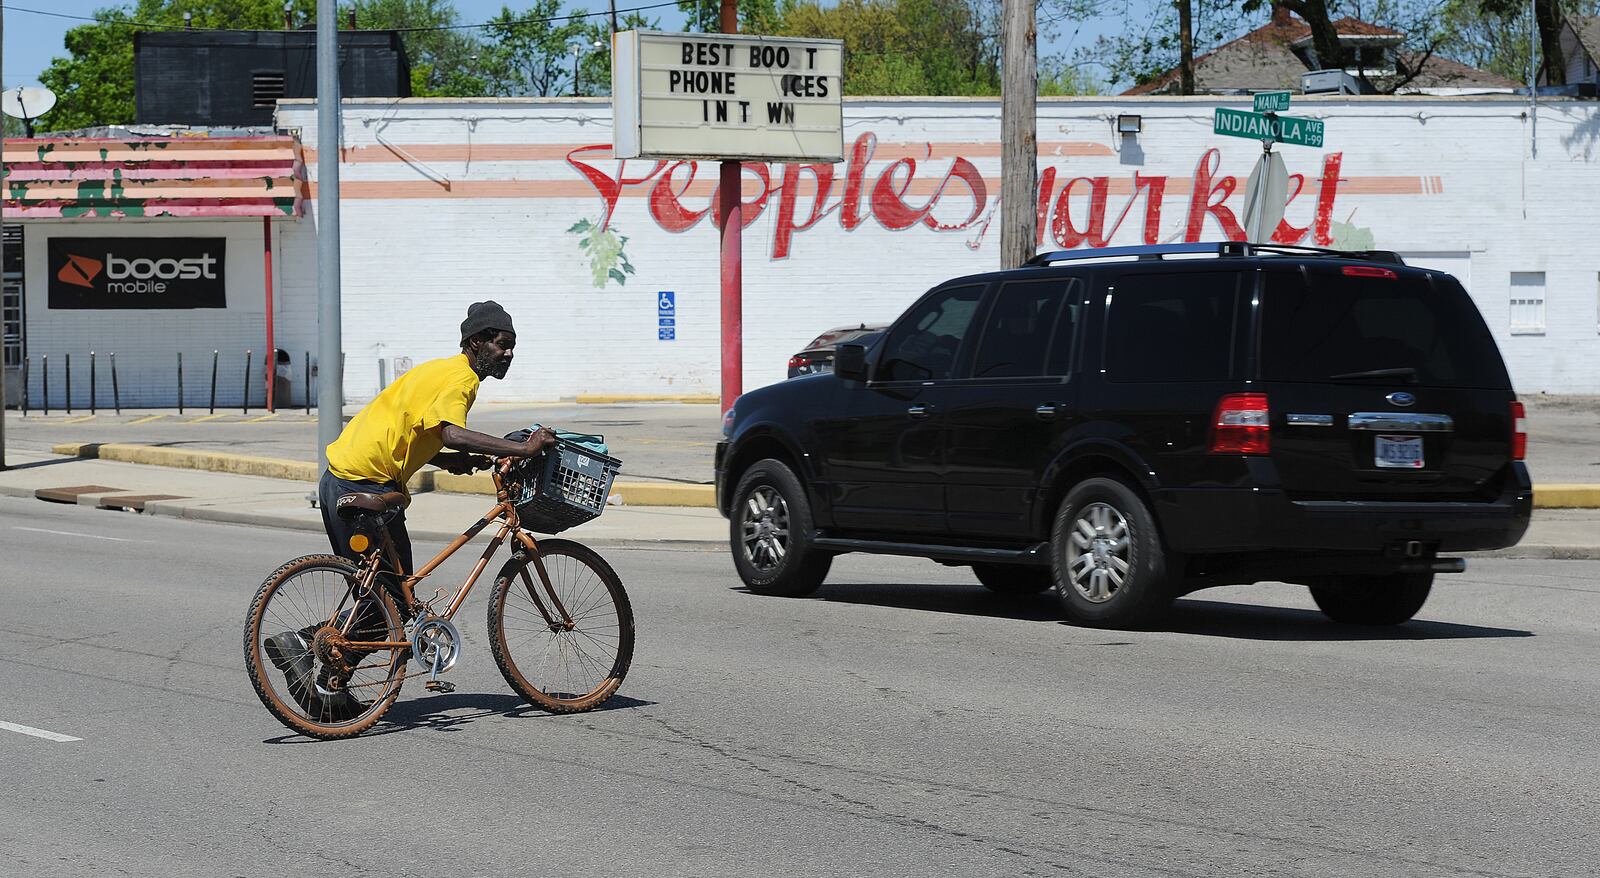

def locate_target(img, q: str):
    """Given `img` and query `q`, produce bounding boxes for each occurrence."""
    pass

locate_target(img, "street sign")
[1242,151,1289,243]
[658,290,675,315]
[1253,90,1291,113]
[1213,108,1325,148]
[659,327,676,341]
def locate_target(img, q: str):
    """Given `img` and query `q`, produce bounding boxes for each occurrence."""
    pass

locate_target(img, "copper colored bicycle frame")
[329,458,578,653]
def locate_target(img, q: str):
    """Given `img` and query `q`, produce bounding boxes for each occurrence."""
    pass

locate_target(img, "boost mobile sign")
[48,238,227,309]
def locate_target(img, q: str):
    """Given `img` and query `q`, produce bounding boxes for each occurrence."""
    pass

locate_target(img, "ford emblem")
[1386,391,1416,407]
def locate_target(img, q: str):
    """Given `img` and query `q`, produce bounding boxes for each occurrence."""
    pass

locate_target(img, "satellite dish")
[2,86,57,136]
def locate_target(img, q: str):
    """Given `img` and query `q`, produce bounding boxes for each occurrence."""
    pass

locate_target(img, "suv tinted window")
[1261,269,1509,388]
[1105,272,1237,382]
[878,284,984,381]
[971,280,1073,379]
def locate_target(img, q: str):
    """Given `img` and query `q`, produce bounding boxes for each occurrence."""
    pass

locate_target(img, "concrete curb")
[574,394,719,405]
[1527,484,1600,508]
[52,441,718,507]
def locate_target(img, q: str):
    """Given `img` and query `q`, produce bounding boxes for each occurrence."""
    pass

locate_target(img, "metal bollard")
[42,355,48,416]
[20,357,28,416]
[110,352,121,415]
[243,349,252,414]
[66,353,72,415]
[209,349,218,415]
[90,351,97,415]
[304,351,311,416]
[177,352,185,414]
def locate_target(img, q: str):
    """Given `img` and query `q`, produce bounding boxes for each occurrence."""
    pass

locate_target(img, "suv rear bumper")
[1154,463,1533,554]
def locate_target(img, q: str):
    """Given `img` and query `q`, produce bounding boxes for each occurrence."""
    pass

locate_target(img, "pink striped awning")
[2,136,303,219]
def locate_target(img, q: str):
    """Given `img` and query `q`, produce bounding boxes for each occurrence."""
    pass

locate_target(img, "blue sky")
[2,0,1145,93]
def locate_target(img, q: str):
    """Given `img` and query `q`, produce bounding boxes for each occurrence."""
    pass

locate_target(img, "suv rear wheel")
[1050,477,1176,628]
[1308,572,1433,625]
[730,459,832,597]
[972,563,1052,595]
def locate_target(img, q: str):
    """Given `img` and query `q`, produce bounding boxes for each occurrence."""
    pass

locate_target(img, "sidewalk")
[0,449,724,547]
[1,449,1596,559]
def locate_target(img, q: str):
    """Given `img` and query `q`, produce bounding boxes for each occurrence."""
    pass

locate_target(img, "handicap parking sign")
[657,291,675,315]
[659,327,676,341]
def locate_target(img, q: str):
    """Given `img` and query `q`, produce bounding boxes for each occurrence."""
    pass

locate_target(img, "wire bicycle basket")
[506,438,622,534]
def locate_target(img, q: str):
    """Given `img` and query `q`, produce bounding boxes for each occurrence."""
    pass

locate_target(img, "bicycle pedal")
[425,680,456,693]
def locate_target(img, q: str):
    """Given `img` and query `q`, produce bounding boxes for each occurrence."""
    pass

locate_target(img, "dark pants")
[319,470,414,609]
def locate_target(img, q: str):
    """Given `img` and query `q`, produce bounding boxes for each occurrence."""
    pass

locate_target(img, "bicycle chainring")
[410,615,461,675]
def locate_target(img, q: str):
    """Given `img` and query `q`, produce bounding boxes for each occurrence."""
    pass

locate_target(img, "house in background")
[1552,15,1600,89]
[1126,7,1519,96]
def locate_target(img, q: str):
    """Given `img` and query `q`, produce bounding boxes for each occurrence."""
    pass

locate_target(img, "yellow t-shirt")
[326,354,480,489]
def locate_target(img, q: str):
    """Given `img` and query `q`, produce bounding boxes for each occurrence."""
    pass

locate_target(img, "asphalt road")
[1,497,1596,877]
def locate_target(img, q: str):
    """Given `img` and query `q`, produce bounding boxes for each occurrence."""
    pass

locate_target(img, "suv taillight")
[1342,265,1398,279]
[1510,400,1527,460]
[1210,393,1271,455]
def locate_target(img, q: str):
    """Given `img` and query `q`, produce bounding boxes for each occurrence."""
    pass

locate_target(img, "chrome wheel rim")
[1067,502,1130,603]
[740,486,790,573]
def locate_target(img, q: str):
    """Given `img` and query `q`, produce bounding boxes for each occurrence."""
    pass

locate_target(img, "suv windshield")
[1259,268,1509,389]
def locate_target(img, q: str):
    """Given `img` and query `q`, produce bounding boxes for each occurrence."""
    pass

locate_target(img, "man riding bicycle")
[265,300,554,716]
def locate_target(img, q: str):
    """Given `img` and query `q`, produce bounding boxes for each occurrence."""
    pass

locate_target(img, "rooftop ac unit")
[1302,69,1361,95]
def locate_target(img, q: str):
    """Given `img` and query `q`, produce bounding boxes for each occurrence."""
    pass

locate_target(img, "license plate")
[1375,435,1424,468]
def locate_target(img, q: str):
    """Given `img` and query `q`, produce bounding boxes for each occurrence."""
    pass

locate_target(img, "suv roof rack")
[1025,241,1406,267]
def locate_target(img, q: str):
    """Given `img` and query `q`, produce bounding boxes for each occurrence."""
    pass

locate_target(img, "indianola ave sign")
[612,30,845,162]
[1213,107,1325,148]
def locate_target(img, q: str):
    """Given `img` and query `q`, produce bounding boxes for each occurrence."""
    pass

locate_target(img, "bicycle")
[243,448,633,740]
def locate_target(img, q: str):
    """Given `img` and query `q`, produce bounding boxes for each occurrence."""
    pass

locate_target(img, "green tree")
[573,11,661,96]
[38,0,320,132]
[780,0,1002,94]
[351,0,488,96]
[478,0,590,96]
[677,0,785,34]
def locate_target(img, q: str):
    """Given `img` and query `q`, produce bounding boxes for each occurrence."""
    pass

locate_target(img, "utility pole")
[999,0,1037,269]
[1178,0,1195,95]
[316,0,344,473]
[1,2,7,472]
[610,0,618,35]
[718,0,742,408]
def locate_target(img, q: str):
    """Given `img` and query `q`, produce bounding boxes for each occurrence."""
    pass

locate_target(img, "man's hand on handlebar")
[434,451,493,475]
[520,426,557,457]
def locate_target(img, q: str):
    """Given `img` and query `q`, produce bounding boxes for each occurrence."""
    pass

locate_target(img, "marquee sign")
[611,30,845,163]
[48,237,227,309]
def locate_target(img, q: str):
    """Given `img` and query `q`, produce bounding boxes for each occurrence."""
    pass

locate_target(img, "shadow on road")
[760,583,1535,642]
[1161,599,1535,641]
[802,582,1062,622]
[263,692,655,743]
[0,456,86,471]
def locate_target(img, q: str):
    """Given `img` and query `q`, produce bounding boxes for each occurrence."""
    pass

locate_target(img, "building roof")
[1571,15,1600,63]
[1,135,303,219]
[1124,13,1515,95]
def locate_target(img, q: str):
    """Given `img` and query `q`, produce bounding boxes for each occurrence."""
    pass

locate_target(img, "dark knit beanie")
[460,300,515,345]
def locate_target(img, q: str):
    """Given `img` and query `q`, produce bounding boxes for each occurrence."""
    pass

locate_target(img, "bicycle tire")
[244,554,406,740]
[488,539,634,713]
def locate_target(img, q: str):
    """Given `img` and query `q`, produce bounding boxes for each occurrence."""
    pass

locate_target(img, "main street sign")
[612,30,845,162]
[1253,90,1292,113]
[1213,107,1325,148]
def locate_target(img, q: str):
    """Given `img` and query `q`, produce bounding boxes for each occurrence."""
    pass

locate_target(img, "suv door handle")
[1035,403,1060,422]
[907,404,933,420]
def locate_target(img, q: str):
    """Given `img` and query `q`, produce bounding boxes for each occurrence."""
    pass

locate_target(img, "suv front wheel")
[1050,477,1176,628]
[730,459,833,597]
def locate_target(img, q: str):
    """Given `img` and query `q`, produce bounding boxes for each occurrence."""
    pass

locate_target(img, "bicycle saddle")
[335,491,410,519]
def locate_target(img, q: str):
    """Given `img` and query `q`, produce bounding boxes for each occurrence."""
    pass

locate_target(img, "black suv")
[715,242,1532,628]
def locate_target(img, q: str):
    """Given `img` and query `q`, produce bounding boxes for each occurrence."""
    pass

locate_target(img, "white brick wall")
[25,95,1600,407]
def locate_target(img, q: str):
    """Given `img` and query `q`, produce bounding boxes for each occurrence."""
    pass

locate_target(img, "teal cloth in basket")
[526,424,609,457]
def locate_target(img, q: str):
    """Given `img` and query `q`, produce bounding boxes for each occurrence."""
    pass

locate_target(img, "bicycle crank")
[410,615,461,692]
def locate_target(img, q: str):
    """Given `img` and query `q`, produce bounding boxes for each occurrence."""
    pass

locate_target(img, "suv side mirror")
[834,343,868,381]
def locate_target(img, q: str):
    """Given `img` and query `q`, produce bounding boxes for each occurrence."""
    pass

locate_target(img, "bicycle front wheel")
[244,554,407,740]
[488,539,634,713]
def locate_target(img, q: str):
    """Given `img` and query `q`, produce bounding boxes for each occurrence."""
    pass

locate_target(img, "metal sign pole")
[316,0,344,472]
[718,0,742,411]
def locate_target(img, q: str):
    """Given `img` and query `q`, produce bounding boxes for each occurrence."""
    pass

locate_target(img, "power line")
[1,1,694,34]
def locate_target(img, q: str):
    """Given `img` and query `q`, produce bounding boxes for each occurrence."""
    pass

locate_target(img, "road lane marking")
[15,527,134,543]
[61,415,97,424]
[244,412,279,422]
[0,721,81,743]
[184,414,227,423]
[126,414,166,425]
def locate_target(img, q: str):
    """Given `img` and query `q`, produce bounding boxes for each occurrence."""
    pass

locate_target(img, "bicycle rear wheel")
[488,539,634,713]
[244,554,407,740]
